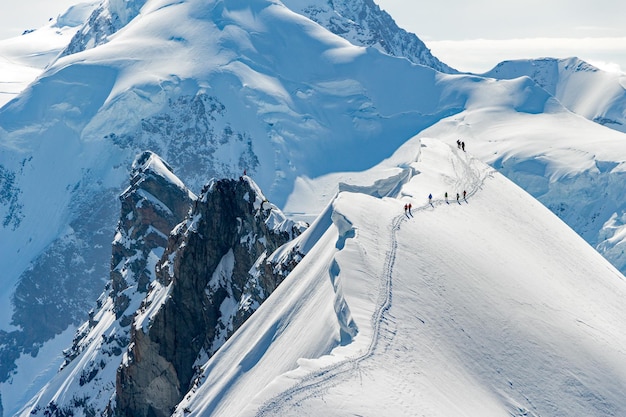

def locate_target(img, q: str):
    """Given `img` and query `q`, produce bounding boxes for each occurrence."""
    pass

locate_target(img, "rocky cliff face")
[29,151,195,417]
[116,176,305,417]
[284,0,457,73]
[24,155,305,417]
[110,151,196,324]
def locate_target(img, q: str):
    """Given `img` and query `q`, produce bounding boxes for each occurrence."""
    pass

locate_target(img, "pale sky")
[375,0,626,73]
[0,0,82,38]
[1,0,624,73]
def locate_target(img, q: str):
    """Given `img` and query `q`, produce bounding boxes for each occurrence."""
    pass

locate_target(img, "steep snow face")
[483,57,626,133]
[282,0,456,73]
[174,137,626,417]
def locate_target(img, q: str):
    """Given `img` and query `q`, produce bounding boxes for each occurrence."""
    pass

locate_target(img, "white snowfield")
[174,137,626,417]
[2,0,626,415]
[0,3,95,107]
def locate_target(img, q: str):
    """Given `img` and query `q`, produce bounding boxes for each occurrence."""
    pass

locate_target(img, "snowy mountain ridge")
[1,0,626,415]
[24,135,626,417]
[188,136,626,417]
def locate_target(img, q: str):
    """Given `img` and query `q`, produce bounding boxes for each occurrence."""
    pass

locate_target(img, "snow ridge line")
[253,150,492,415]
[253,214,404,416]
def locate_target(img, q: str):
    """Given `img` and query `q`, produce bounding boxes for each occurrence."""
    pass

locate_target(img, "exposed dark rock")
[111,151,195,315]
[116,176,305,417]
[60,151,195,371]
[286,0,457,73]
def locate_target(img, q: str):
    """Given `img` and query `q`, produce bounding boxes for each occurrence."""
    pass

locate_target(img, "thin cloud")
[427,37,626,74]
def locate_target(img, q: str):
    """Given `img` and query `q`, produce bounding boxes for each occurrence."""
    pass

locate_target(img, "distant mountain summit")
[483,57,626,133]
[282,0,457,72]
[60,0,455,73]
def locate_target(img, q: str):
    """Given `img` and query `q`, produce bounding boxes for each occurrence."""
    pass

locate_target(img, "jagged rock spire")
[116,176,305,417]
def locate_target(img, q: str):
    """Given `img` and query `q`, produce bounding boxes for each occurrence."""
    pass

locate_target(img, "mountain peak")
[60,0,146,57]
[284,0,457,72]
[482,56,626,133]
[117,175,305,417]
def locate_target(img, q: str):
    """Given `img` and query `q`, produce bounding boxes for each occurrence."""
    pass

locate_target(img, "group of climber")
[444,190,467,204]
[403,138,471,217]
[403,202,413,217]
[404,190,467,217]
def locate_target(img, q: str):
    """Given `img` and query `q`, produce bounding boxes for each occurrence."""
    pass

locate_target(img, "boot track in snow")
[254,147,493,415]
[254,214,403,416]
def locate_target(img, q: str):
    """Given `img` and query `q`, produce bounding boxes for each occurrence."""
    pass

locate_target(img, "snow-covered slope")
[3,0,626,414]
[0,2,96,107]
[170,137,626,417]
[18,135,626,417]
[417,103,626,276]
[483,57,626,133]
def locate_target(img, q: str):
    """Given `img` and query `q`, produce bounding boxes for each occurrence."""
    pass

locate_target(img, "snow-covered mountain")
[282,0,456,73]
[0,2,96,107]
[1,0,469,412]
[2,0,626,414]
[483,57,626,133]
[15,151,304,417]
[20,136,626,416]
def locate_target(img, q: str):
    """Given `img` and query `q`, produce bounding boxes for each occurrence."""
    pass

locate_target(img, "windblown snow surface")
[170,137,626,417]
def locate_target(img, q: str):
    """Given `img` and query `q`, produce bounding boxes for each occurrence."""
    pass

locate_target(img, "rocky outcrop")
[18,155,305,417]
[60,0,147,57]
[27,151,195,417]
[110,151,195,322]
[116,176,305,417]
[284,0,457,73]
